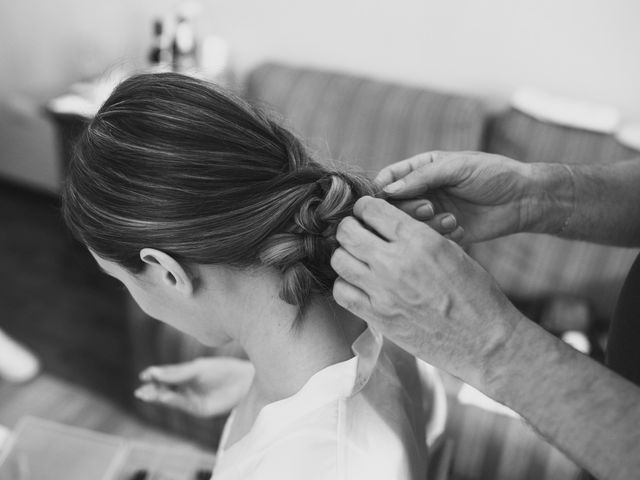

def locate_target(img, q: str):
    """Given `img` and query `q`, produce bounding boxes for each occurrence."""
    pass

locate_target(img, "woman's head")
[63,73,374,340]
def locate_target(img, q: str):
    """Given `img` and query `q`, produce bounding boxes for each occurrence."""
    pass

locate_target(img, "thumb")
[139,361,200,385]
[383,158,464,199]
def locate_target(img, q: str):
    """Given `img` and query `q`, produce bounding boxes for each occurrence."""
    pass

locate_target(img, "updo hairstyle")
[63,73,375,313]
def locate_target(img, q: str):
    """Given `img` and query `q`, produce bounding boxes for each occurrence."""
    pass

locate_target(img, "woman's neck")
[237,297,365,404]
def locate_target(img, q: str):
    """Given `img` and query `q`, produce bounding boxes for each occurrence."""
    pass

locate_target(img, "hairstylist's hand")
[135,357,254,417]
[387,195,463,242]
[331,197,525,388]
[376,151,540,243]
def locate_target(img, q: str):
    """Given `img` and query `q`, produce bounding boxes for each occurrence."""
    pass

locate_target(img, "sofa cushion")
[476,108,640,317]
[245,63,486,176]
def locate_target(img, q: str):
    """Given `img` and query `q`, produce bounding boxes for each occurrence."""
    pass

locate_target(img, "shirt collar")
[218,326,383,457]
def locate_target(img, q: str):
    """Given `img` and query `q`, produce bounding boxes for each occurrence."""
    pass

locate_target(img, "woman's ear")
[139,248,195,296]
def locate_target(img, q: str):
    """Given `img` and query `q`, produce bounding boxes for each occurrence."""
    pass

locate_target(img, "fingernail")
[415,204,434,219]
[441,215,457,229]
[383,181,404,194]
[139,369,153,381]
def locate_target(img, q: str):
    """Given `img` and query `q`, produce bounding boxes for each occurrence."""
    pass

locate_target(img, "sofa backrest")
[488,108,638,165]
[475,108,640,317]
[245,63,486,177]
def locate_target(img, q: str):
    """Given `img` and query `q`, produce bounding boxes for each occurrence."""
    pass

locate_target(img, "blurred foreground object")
[0,417,215,480]
[0,424,10,452]
[0,330,40,383]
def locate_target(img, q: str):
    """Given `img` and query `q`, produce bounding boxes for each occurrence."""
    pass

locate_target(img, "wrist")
[482,310,566,408]
[474,304,528,394]
[480,311,537,401]
[522,162,575,235]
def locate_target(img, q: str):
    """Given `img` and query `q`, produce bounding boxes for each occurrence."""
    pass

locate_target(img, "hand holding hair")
[374,151,568,243]
[330,196,522,388]
[135,357,254,418]
[331,196,640,480]
[332,151,640,479]
[377,150,640,247]
[388,195,464,243]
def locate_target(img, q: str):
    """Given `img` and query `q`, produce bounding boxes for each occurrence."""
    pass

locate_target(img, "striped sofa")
[128,63,639,479]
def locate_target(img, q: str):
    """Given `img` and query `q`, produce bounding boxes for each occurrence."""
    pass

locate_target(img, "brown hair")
[63,72,375,313]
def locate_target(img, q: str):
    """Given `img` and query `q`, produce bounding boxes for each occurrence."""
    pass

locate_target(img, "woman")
[63,73,446,479]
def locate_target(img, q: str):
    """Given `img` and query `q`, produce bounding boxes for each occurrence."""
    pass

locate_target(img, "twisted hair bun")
[259,172,374,311]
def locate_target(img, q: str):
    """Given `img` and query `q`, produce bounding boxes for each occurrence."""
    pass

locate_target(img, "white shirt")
[212,327,447,480]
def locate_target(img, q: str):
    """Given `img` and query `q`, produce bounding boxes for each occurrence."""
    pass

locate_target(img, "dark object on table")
[607,252,640,385]
[195,469,213,480]
[130,470,148,480]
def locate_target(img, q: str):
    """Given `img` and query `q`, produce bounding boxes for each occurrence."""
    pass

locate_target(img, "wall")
[0,0,174,191]
[1,0,639,191]
[206,0,640,118]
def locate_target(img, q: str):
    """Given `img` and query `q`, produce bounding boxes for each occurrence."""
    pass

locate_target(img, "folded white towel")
[512,87,621,134]
[47,67,128,118]
[47,94,98,117]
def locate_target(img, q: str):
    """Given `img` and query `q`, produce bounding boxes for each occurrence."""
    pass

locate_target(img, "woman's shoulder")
[213,366,430,480]
[254,424,413,480]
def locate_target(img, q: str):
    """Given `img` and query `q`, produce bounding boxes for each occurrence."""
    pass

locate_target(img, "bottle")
[148,17,172,71]
[172,14,198,73]
[148,19,163,65]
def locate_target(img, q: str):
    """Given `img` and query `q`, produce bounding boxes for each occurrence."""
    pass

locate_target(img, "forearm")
[483,315,640,480]
[528,159,640,246]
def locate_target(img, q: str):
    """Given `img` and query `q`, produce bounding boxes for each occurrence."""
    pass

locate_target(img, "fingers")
[135,382,177,403]
[134,383,194,413]
[392,199,434,221]
[392,199,456,230]
[335,216,388,263]
[139,361,199,385]
[374,152,439,188]
[134,382,164,401]
[352,196,426,242]
[382,152,472,199]
[330,247,372,291]
[383,161,456,198]
[425,213,457,233]
[332,277,372,318]
[391,200,463,241]
[351,196,404,241]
